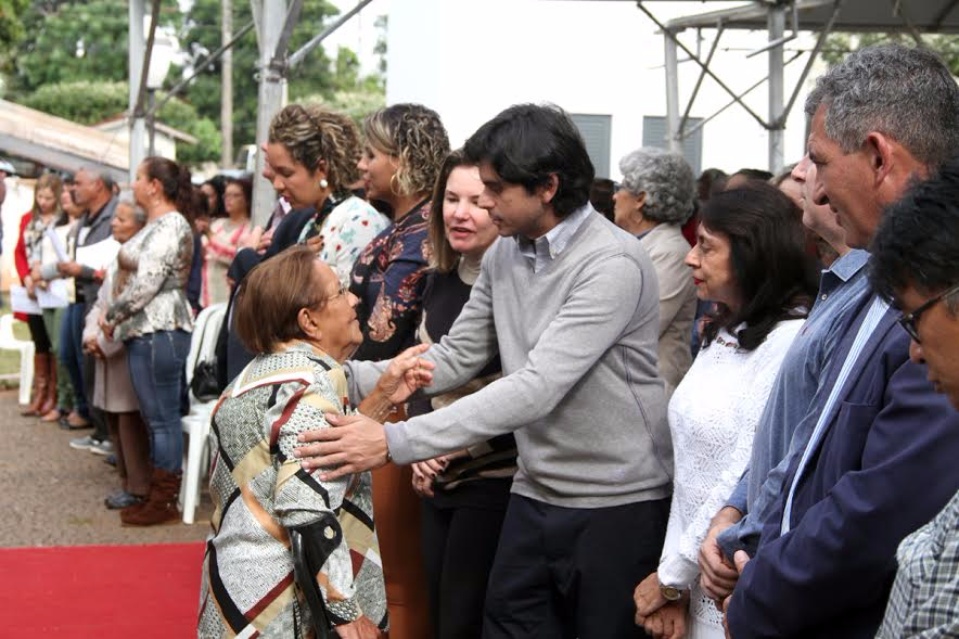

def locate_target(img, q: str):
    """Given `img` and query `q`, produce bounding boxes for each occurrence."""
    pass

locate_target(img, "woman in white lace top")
[634,183,818,639]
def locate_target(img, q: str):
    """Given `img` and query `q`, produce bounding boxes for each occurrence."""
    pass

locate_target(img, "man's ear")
[539,173,560,204]
[864,131,895,185]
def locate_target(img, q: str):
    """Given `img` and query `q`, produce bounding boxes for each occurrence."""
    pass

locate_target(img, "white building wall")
[387,0,822,178]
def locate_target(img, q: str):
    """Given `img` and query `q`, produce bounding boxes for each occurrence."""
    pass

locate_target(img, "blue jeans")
[126,330,191,473]
[60,302,89,419]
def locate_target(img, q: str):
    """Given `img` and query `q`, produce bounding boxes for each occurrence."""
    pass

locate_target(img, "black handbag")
[190,316,225,402]
[190,359,222,402]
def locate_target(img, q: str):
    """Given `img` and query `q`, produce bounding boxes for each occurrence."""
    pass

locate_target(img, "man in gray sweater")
[299,103,673,637]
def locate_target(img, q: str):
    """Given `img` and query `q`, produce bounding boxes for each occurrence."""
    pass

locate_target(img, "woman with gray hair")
[614,147,698,396]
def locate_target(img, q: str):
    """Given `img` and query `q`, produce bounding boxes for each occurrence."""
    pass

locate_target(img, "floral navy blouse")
[105,211,194,341]
[348,200,430,361]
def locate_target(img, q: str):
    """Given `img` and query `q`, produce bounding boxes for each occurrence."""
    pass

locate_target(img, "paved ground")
[0,389,213,547]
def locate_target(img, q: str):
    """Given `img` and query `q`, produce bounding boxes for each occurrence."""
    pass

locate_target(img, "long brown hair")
[32,173,65,223]
[141,157,195,223]
[427,150,474,273]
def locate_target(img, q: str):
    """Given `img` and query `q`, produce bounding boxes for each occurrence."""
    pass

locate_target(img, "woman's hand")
[98,316,115,341]
[411,457,448,498]
[305,233,325,254]
[238,225,263,250]
[257,228,274,254]
[374,344,434,405]
[83,337,104,359]
[334,615,383,639]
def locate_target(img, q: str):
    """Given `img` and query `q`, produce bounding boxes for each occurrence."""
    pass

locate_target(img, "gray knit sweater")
[348,207,673,509]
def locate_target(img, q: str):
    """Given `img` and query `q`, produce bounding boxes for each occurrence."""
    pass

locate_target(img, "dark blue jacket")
[727,295,959,639]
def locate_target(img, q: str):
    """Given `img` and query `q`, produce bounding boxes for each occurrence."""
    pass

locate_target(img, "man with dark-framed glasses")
[870,154,959,637]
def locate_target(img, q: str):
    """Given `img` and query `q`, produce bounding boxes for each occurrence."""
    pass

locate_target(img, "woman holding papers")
[14,174,71,421]
[101,157,194,527]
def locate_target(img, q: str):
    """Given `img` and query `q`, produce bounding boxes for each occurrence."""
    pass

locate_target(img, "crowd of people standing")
[8,39,959,639]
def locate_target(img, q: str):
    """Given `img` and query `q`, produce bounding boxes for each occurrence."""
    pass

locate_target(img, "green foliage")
[0,0,30,71]
[22,79,128,124]
[299,88,386,128]
[20,80,222,166]
[182,0,340,147]
[12,0,178,93]
[2,1,387,166]
[821,32,959,75]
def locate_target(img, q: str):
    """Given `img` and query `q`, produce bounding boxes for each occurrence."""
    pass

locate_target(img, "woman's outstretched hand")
[374,343,434,404]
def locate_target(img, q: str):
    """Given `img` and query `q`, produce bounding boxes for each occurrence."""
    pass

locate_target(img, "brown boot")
[37,354,57,417]
[20,353,50,416]
[121,467,181,526]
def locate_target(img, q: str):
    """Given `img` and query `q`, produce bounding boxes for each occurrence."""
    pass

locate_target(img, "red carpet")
[0,542,205,637]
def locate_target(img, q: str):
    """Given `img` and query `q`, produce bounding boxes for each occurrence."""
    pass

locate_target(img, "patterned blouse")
[878,488,959,637]
[105,211,194,341]
[198,343,388,638]
[21,213,55,263]
[202,217,252,307]
[348,200,430,361]
[300,195,390,288]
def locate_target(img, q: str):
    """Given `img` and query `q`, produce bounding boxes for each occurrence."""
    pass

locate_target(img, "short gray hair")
[618,147,695,224]
[805,43,959,170]
[77,165,117,192]
[115,194,147,225]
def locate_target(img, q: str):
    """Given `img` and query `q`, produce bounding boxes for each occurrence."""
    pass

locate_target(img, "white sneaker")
[89,439,114,456]
[69,435,101,451]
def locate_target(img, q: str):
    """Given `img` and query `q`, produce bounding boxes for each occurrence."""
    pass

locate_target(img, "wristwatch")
[660,583,684,601]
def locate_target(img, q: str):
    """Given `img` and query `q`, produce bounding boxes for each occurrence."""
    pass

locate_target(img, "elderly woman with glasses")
[198,245,431,639]
[613,147,699,397]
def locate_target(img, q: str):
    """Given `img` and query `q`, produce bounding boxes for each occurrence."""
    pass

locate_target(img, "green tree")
[821,32,959,75]
[11,0,178,93]
[21,79,222,166]
[0,0,30,73]
[181,0,341,146]
[299,89,385,128]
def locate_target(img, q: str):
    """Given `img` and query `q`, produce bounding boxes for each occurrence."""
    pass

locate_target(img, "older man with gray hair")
[721,43,959,639]
[613,147,697,395]
[48,166,119,456]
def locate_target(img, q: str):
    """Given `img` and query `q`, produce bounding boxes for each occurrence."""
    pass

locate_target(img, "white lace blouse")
[659,319,804,634]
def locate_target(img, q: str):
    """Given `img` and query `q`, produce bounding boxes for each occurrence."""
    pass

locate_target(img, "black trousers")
[482,494,670,639]
[26,313,52,353]
[420,481,511,639]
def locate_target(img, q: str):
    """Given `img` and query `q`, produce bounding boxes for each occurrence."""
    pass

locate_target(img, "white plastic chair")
[180,303,227,524]
[0,314,35,406]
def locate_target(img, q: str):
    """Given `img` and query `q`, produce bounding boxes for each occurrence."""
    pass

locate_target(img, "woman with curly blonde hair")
[350,103,449,361]
[350,103,449,639]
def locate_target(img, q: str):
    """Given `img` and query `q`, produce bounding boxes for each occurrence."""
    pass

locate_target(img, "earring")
[319,178,329,189]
